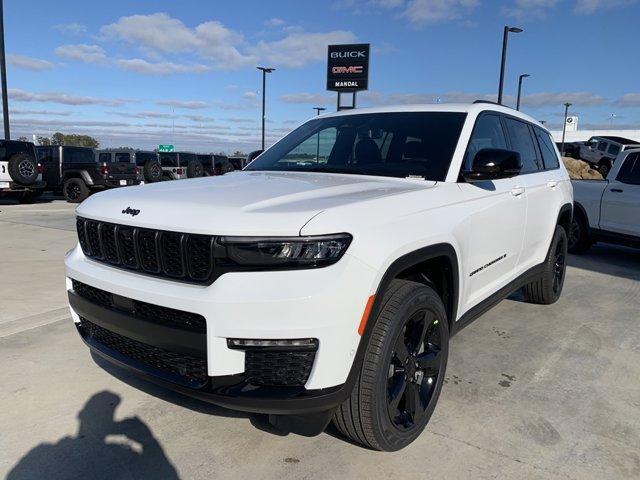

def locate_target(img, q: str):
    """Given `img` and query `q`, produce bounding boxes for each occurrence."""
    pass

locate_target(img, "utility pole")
[498,26,523,105]
[516,73,530,111]
[257,66,275,151]
[0,0,10,139]
[313,107,326,163]
[561,102,572,157]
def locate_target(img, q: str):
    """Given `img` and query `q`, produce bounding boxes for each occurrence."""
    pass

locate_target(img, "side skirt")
[590,228,640,249]
[451,263,546,336]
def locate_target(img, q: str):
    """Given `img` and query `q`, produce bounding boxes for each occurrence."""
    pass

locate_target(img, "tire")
[63,178,89,203]
[333,280,449,451]
[598,159,611,178]
[568,211,591,254]
[8,153,38,185]
[18,190,43,204]
[143,159,162,183]
[187,160,203,178]
[523,226,568,305]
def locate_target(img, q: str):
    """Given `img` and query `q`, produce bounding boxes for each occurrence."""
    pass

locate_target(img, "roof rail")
[473,100,505,106]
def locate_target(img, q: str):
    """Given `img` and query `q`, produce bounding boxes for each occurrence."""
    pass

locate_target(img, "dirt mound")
[562,157,603,180]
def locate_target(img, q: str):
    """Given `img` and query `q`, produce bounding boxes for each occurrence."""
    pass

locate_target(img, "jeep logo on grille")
[122,207,140,217]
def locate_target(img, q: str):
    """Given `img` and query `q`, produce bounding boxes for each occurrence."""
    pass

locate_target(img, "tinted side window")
[65,147,95,164]
[504,118,541,173]
[98,153,111,163]
[597,141,608,152]
[617,152,640,185]
[462,114,507,171]
[159,153,177,166]
[607,144,621,156]
[114,152,131,163]
[534,127,560,170]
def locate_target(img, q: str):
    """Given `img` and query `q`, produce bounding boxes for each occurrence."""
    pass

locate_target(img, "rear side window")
[617,152,640,185]
[135,152,157,165]
[159,153,177,167]
[607,144,621,156]
[534,127,560,170]
[98,153,110,163]
[597,141,608,152]
[0,142,36,161]
[504,118,541,173]
[179,153,196,166]
[114,152,131,163]
[462,114,507,171]
[65,147,95,164]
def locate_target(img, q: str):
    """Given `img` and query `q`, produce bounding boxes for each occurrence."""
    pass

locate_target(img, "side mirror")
[463,148,522,181]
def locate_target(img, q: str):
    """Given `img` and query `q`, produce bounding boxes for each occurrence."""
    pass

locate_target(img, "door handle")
[610,188,623,193]
[547,180,558,188]
[511,186,525,197]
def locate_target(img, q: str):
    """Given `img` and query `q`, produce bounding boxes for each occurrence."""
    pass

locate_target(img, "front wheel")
[523,226,568,305]
[333,280,449,451]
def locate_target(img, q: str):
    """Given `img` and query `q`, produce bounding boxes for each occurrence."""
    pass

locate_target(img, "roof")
[597,136,640,145]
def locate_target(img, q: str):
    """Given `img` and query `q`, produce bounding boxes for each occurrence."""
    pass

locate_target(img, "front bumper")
[65,245,376,414]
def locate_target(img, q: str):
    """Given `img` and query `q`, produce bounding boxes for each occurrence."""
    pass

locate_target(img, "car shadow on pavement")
[91,352,291,437]
[6,390,181,480]
[568,244,640,282]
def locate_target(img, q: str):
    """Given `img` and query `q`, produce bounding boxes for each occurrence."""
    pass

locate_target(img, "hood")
[76,171,433,236]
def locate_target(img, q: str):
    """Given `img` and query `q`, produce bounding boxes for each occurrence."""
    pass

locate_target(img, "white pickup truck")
[570,149,640,253]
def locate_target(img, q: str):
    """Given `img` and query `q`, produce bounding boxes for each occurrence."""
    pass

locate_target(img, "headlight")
[218,233,352,268]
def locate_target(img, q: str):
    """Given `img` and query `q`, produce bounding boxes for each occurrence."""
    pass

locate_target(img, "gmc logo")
[330,51,366,59]
[332,66,364,74]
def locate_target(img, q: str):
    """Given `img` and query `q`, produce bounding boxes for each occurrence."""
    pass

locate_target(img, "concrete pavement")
[1,198,639,479]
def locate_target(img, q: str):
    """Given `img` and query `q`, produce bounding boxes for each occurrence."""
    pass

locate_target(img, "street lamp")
[313,107,326,162]
[516,73,530,111]
[497,26,523,105]
[257,66,275,151]
[0,0,10,139]
[561,102,572,157]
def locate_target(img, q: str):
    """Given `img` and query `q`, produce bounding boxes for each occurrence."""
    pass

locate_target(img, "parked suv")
[577,136,640,176]
[0,139,45,203]
[65,103,572,450]
[197,154,234,176]
[37,145,142,203]
[158,152,202,180]
[98,149,162,183]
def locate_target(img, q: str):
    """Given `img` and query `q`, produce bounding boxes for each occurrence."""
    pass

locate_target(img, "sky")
[3,0,640,153]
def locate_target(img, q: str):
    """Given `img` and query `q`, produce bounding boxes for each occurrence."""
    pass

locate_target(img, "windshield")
[246,112,466,180]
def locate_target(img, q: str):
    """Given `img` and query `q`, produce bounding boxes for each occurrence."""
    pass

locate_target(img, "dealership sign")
[327,44,370,92]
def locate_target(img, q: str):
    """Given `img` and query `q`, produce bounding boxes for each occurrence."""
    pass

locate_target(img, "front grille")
[71,280,206,333]
[79,318,207,383]
[245,350,316,387]
[76,217,215,284]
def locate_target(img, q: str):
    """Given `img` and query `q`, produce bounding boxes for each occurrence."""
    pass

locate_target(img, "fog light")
[227,338,318,350]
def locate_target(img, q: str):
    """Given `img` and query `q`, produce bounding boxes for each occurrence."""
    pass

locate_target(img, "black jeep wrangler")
[196,154,234,176]
[0,140,46,203]
[97,149,162,183]
[37,145,142,203]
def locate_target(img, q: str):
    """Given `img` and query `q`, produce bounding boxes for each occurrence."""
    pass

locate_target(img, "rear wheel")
[598,159,611,178]
[187,160,203,178]
[333,280,449,451]
[523,226,568,305]
[63,178,89,203]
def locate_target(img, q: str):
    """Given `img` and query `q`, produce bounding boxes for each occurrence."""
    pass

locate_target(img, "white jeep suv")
[65,103,572,450]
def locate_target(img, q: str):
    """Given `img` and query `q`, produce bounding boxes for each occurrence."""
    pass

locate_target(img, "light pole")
[257,66,275,151]
[561,102,572,157]
[313,107,326,162]
[516,73,530,111]
[0,0,10,139]
[497,25,523,105]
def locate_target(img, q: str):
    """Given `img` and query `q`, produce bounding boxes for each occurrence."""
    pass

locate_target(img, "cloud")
[11,108,72,116]
[7,54,53,71]
[520,91,606,107]
[280,92,334,105]
[399,0,480,25]
[242,91,258,100]
[107,110,175,119]
[115,58,211,74]
[9,88,128,106]
[53,23,87,35]
[372,0,405,7]
[503,0,560,18]
[54,44,107,63]
[264,18,286,27]
[574,0,636,14]
[249,30,356,68]
[156,99,209,110]
[614,93,640,107]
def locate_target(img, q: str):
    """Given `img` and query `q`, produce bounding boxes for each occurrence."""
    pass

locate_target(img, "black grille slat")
[161,232,185,278]
[79,318,207,383]
[137,229,161,273]
[76,217,215,284]
[86,221,103,259]
[117,227,138,268]
[72,280,206,334]
[245,350,316,387]
[100,224,120,264]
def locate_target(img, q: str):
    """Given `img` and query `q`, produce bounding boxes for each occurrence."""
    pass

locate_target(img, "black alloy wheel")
[552,234,567,296]
[387,309,443,430]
